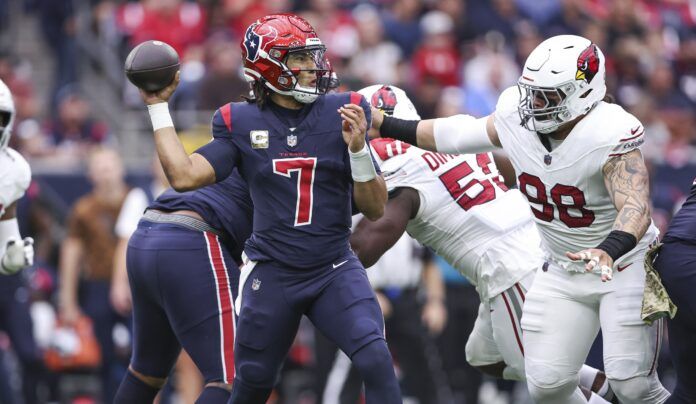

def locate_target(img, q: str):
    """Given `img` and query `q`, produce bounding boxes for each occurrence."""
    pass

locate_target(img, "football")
[124,40,180,92]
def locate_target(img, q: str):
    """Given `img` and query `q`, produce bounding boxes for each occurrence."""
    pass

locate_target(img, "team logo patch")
[544,154,552,165]
[576,44,600,83]
[371,85,398,115]
[251,278,261,291]
[250,130,269,149]
[243,23,277,63]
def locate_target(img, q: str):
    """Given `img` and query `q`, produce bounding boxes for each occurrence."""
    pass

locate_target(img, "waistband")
[142,210,221,237]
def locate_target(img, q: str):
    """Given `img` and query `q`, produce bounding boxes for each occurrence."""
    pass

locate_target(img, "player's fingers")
[600,265,613,282]
[566,251,584,261]
[340,112,361,132]
[585,256,599,272]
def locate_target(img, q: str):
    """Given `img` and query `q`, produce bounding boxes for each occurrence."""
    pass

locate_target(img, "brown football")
[124,40,180,92]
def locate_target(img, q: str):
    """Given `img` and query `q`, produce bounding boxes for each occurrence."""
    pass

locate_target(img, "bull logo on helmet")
[243,22,278,63]
[575,44,600,83]
[371,86,398,115]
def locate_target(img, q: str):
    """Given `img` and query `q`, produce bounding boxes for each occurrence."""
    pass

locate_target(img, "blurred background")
[0,0,694,403]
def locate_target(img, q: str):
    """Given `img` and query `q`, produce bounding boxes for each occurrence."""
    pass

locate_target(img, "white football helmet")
[359,84,420,168]
[0,79,15,150]
[517,35,606,134]
[358,84,421,121]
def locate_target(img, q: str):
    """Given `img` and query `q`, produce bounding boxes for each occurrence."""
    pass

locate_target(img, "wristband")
[596,230,637,262]
[350,144,378,182]
[380,115,419,145]
[147,102,174,131]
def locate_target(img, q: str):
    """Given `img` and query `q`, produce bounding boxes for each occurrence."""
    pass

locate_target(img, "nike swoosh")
[333,260,348,269]
[631,126,641,135]
[617,263,632,272]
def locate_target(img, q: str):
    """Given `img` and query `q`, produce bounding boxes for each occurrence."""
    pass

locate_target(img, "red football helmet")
[241,14,337,104]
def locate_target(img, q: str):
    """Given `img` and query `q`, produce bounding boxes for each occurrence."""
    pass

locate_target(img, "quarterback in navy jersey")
[114,171,253,404]
[654,178,696,404]
[138,13,399,404]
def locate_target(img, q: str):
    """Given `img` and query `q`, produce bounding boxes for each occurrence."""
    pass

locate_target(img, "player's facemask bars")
[517,83,571,133]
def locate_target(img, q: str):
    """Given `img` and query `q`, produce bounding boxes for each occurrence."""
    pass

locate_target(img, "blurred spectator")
[411,11,461,88]
[380,0,422,58]
[462,32,519,116]
[465,0,527,43]
[605,0,648,49]
[542,0,594,37]
[25,0,78,106]
[117,0,207,56]
[197,34,249,111]
[57,148,130,403]
[34,89,111,162]
[347,5,403,87]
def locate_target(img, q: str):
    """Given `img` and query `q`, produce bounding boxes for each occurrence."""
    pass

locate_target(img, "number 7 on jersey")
[273,158,317,226]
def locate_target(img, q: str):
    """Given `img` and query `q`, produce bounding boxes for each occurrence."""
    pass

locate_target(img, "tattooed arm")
[602,149,652,239]
[566,149,651,281]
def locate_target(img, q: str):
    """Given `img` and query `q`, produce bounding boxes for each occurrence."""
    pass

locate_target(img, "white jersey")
[371,139,541,299]
[492,86,658,271]
[0,148,31,217]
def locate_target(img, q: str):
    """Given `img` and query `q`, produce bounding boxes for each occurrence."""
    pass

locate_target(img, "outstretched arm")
[350,187,420,268]
[141,72,216,191]
[370,108,501,153]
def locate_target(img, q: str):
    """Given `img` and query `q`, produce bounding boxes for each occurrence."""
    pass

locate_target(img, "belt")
[142,210,222,237]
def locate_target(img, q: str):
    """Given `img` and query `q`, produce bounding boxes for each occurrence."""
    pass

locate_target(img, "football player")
[138,13,400,404]
[0,79,42,404]
[0,79,33,275]
[113,171,253,404]
[369,35,670,403]
[653,178,696,404]
[354,84,616,403]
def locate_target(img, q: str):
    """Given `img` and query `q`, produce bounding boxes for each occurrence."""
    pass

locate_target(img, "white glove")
[1,236,34,275]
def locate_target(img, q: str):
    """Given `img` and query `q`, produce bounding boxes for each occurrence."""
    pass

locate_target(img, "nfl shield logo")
[287,134,298,147]
[251,278,261,291]
[544,154,552,165]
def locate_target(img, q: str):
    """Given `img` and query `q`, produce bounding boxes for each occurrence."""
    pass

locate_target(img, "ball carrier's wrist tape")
[596,230,637,262]
[380,115,419,145]
[350,144,378,182]
[147,102,174,131]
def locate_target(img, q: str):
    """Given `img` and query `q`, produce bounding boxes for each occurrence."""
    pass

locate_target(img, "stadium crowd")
[0,0,694,403]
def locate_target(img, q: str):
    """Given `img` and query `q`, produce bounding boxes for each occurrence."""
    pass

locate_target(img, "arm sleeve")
[194,107,240,182]
[433,114,497,154]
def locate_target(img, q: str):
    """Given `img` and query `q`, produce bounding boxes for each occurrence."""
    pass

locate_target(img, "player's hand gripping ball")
[124,40,180,92]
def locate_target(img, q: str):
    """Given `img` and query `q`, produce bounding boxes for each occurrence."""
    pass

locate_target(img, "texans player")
[354,85,616,403]
[653,178,696,404]
[138,13,399,404]
[370,35,670,403]
[113,171,252,404]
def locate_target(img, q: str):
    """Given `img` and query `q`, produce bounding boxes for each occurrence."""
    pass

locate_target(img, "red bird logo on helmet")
[371,86,398,115]
[576,44,600,83]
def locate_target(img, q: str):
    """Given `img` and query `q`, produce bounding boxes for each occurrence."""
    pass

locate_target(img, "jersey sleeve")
[492,86,521,149]
[601,111,645,164]
[194,105,240,182]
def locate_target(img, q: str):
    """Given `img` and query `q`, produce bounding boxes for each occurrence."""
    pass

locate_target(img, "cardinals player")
[355,84,617,403]
[0,79,33,276]
[369,35,670,403]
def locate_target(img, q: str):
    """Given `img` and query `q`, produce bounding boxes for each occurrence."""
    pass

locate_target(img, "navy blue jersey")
[665,177,696,243]
[149,170,253,259]
[195,92,377,268]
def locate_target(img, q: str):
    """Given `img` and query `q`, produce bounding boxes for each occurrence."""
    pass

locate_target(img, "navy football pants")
[127,221,238,384]
[232,252,399,402]
[654,239,696,404]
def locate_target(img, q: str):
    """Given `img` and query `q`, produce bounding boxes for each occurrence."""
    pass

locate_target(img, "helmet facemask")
[517,80,578,134]
[0,108,13,150]
[273,43,338,104]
